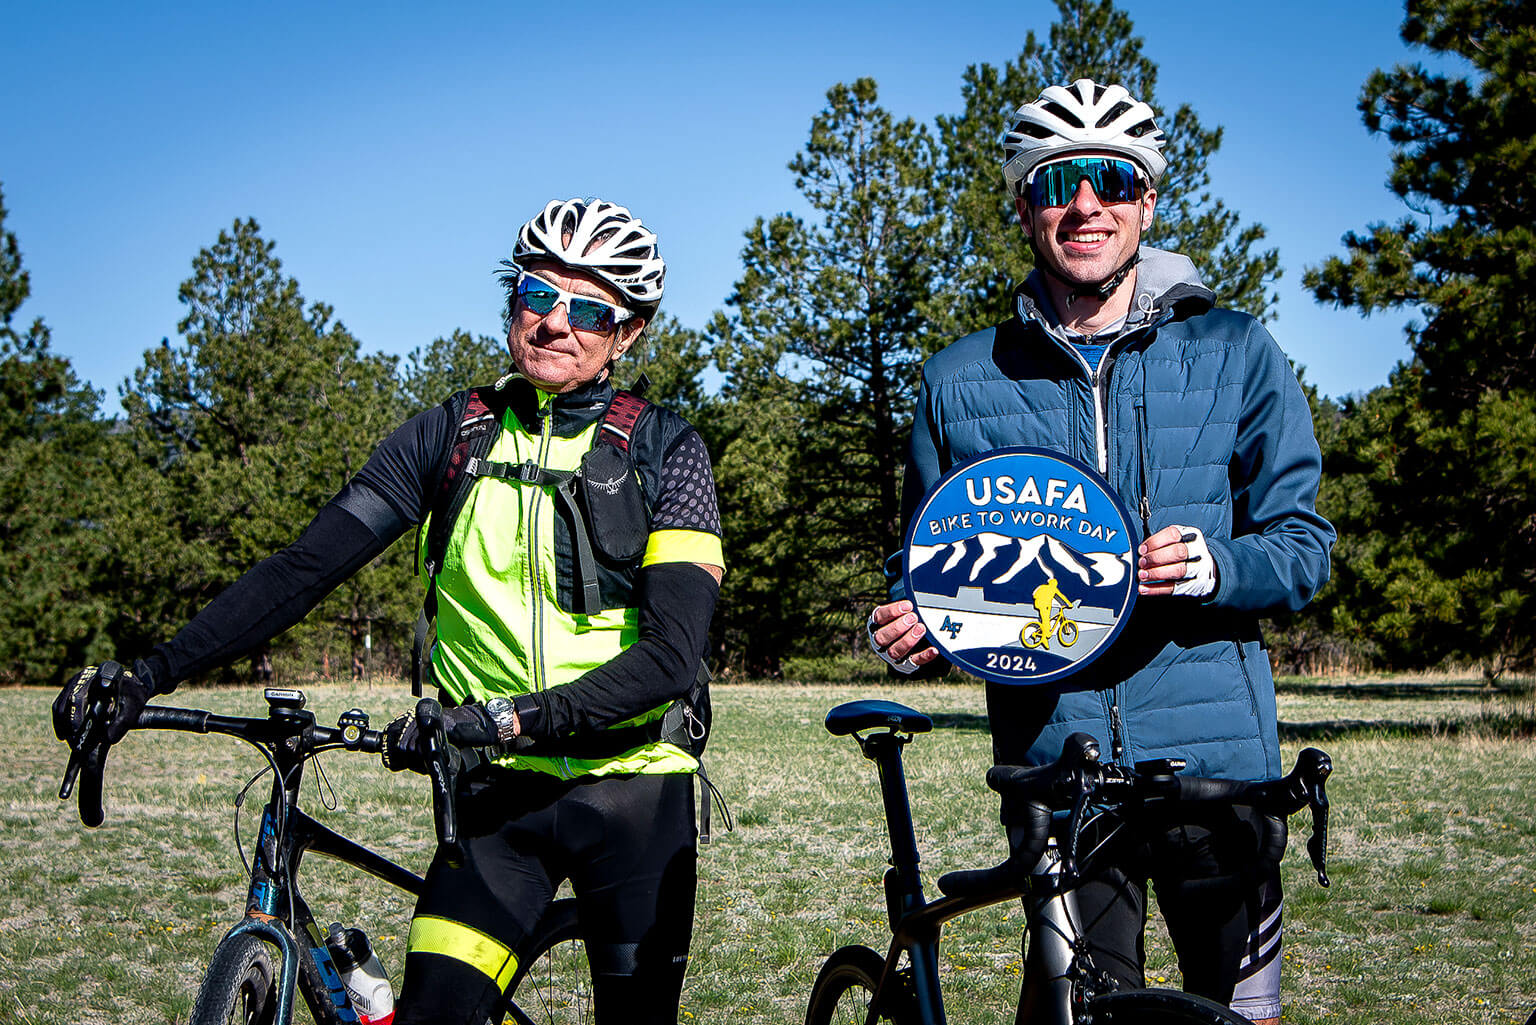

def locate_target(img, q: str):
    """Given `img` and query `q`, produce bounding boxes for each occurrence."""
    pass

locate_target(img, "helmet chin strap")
[1029,237,1141,306]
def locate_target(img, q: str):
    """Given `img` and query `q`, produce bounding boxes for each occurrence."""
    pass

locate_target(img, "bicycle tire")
[1085,987,1250,1024]
[190,933,278,1025]
[805,945,915,1025]
[503,898,591,1025]
[1058,619,1078,647]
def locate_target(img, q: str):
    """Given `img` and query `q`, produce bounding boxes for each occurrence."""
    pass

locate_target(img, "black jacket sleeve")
[144,502,393,690]
[510,561,718,740]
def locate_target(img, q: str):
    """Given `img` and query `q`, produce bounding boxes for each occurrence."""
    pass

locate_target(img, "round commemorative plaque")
[901,447,1138,685]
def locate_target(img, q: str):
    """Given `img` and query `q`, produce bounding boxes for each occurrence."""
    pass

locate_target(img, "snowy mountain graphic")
[909,532,1131,609]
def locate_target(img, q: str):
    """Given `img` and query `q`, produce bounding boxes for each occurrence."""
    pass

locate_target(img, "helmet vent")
[1097,100,1133,130]
[1041,101,1084,129]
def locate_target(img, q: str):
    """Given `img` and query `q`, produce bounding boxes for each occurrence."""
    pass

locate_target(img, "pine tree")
[400,329,510,416]
[0,183,112,683]
[932,0,1280,337]
[1304,0,1536,675]
[114,219,415,679]
[711,79,944,671]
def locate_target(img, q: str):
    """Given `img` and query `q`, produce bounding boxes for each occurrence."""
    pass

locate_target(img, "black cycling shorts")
[395,769,697,1025]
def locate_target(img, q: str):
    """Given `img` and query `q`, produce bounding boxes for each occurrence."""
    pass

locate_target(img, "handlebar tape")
[136,707,213,731]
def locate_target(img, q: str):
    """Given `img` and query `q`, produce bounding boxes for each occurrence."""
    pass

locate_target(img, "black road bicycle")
[58,664,591,1025]
[807,700,1333,1025]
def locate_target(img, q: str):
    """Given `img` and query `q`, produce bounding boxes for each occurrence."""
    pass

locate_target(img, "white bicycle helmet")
[509,198,665,307]
[1001,79,1168,196]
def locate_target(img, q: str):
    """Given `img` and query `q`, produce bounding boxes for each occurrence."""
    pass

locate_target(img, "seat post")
[863,732,924,905]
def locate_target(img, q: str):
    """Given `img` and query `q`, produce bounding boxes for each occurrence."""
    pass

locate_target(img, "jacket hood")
[1017,246,1215,337]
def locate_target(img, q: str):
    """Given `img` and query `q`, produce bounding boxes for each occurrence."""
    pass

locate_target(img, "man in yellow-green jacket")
[54,197,724,1024]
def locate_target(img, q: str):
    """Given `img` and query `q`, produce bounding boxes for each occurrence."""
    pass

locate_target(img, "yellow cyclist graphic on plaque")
[1024,576,1079,650]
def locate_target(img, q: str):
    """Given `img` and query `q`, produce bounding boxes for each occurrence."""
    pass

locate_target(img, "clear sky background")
[4,1,1443,409]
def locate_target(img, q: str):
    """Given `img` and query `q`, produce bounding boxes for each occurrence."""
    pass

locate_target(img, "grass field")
[3,676,1533,1024]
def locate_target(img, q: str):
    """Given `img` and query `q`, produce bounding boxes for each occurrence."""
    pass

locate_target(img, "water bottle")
[326,922,396,1025]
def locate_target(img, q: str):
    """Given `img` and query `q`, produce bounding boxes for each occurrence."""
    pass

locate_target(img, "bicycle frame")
[818,700,1332,1025]
[136,699,427,1025]
[855,729,1021,1025]
[241,730,423,1024]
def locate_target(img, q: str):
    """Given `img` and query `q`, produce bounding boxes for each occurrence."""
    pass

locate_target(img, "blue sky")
[4,1,1441,407]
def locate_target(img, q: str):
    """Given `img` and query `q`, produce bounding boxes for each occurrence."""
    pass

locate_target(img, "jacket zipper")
[1236,640,1259,717]
[1108,702,1127,763]
[1134,399,1151,539]
[526,397,569,777]
[1091,354,1114,474]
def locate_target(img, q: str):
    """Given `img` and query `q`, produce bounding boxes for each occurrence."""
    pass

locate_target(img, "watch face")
[485,697,512,713]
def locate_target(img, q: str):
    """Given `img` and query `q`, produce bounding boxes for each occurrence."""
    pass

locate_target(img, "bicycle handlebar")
[933,732,1333,902]
[57,689,466,864]
[985,731,1333,889]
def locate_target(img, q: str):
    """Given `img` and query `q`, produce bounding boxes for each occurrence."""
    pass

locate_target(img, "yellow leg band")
[408,915,520,991]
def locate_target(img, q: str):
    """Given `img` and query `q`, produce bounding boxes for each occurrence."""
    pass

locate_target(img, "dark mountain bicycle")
[57,663,590,1025]
[808,699,1333,1025]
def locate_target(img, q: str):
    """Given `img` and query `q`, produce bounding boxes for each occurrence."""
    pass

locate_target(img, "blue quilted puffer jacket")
[887,248,1335,781]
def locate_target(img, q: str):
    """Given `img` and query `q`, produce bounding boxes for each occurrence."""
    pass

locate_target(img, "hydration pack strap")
[599,388,648,452]
[466,458,601,614]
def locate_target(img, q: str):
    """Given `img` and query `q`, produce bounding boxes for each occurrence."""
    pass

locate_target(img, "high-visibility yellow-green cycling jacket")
[421,374,724,778]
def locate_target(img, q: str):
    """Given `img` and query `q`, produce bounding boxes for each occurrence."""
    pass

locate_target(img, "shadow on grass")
[930,712,991,733]
[1274,680,1532,700]
[1280,713,1536,742]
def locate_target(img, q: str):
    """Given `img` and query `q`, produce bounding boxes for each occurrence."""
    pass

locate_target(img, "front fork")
[1018,840,1091,1025]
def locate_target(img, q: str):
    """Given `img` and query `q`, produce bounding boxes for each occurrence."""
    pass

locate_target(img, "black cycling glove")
[52,660,159,747]
[380,704,497,773]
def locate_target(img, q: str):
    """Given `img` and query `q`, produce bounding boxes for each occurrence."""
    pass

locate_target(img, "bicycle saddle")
[824,700,933,736]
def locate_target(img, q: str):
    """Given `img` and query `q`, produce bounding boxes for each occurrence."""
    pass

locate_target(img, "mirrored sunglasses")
[516,274,635,333]
[1025,156,1144,208]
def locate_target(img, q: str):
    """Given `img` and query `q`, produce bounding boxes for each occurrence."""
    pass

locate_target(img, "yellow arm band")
[642,528,724,570]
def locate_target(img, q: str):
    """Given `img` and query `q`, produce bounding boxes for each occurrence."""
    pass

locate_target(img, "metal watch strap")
[483,698,519,744]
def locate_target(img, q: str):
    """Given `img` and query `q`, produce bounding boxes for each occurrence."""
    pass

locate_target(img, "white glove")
[1170,526,1218,599]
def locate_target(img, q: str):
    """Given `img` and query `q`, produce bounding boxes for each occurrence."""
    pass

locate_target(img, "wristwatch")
[482,697,520,743]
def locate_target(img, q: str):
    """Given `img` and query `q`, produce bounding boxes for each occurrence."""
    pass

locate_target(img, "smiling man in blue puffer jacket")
[869,79,1334,1024]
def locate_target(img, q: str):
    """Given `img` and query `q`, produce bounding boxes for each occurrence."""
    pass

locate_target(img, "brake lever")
[416,698,464,869]
[1297,748,1332,887]
[1061,783,1091,883]
[59,661,123,828]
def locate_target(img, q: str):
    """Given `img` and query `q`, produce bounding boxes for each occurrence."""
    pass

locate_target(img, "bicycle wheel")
[1086,987,1250,1024]
[190,933,278,1025]
[1021,621,1045,648]
[1058,619,1078,647]
[805,945,914,1025]
[504,898,591,1025]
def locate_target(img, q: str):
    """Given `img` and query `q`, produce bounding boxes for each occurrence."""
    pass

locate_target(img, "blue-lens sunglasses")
[1025,156,1145,208]
[516,273,636,333]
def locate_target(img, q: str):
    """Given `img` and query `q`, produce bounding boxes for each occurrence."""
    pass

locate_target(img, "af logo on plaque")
[902,448,1138,685]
